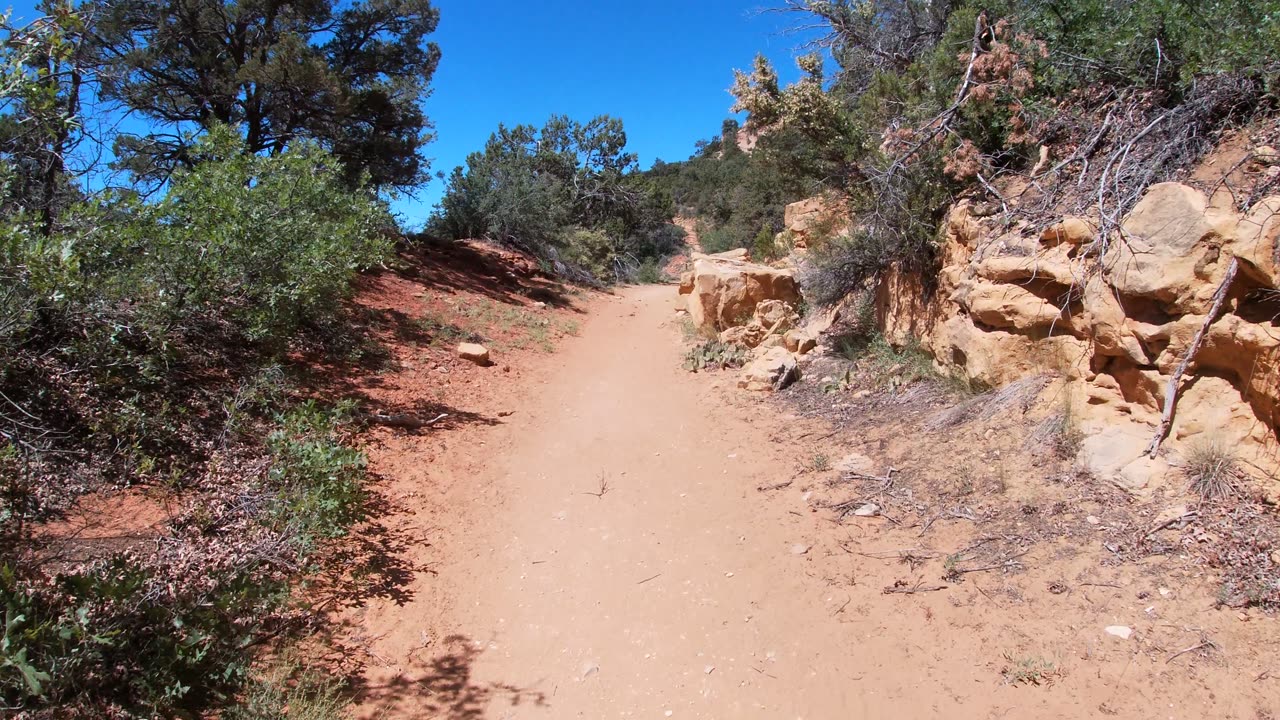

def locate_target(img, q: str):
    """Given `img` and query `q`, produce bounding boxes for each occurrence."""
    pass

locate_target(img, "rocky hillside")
[675,134,1280,498]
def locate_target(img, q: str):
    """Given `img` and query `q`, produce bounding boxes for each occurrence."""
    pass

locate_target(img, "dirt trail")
[353,285,864,717]
[347,284,1274,719]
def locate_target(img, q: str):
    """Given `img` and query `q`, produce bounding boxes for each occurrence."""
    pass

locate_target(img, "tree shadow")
[308,487,424,610]
[352,634,549,718]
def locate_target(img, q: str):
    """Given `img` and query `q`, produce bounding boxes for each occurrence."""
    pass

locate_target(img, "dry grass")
[1184,439,1241,503]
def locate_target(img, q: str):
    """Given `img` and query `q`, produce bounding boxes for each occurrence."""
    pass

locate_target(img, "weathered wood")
[1146,257,1239,457]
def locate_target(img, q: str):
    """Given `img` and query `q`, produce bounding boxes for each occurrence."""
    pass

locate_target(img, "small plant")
[1184,439,1240,502]
[682,341,748,372]
[1001,654,1058,686]
[809,452,832,472]
[225,658,348,720]
[561,320,581,336]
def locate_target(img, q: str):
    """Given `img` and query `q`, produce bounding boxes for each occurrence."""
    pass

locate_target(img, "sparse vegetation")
[1001,654,1058,686]
[809,452,832,473]
[682,341,749,372]
[429,115,685,284]
[1184,439,1241,502]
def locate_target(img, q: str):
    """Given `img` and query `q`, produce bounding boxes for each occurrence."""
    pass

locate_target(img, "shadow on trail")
[354,634,549,718]
[309,488,423,610]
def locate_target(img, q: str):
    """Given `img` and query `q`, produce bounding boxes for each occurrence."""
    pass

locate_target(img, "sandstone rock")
[754,299,800,332]
[1110,182,1238,310]
[1105,625,1134,640]
[1078,424,1152,495]
[783,329,817,355]
[1253,145,1280,165]
[1116,455,1169,496]
[678,271,694,295]
[1040,218,1095,246]
[783,194,850,249]
[720,324,767,348]
[686,253,801,334]
[756,334,786,350]
[956,280,1064,331]
[738,347,799,392]
[457,343,491,366]
[836,452,875,475]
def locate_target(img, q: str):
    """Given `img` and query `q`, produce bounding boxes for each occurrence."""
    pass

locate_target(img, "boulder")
[754,299,800,332]
[678,271,694,295]
[955,280,1064,332]
[457,343,491,366]
[738,347,799,392]
[1109,183,1238,310]
[685,252,801,334]
[1040,218,1095,247]
[720,324,768,348]
[783,329,817,355]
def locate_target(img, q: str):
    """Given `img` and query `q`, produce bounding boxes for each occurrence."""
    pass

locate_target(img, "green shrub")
[633,258,666,284]
[683,341,749,372]
[0,400,366,716]
[265,401,368,554]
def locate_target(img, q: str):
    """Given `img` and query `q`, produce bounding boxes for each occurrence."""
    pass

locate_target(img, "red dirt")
[323,270,1279,718]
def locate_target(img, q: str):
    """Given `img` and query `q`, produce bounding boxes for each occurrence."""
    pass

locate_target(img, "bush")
[67,127,392,345]
[0,400,366,716]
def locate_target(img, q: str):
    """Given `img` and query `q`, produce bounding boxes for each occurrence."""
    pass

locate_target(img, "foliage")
[0,399,366,716]
[93,0,440,189]
[748,0,1280,307]
[0,1,90,233]
[226,658,349,720]
[682,341,748,372]
[431,115,682,283]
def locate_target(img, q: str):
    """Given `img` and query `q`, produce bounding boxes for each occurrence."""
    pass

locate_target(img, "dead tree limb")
[1146,257,1239,457]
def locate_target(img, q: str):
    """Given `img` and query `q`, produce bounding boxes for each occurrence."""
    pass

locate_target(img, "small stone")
[1270,551,1280,565]
[852,503,879,517]
[1104,625,1133,640]
[579,661,599,680]
[665,712,673,718]
[1254,145,1280,165]
[1086,515,1101,525]
[1238,612,1250,622]
[1158,587,1172,598]
[725,571,735,578]
[790,544,811,556]
[457,342,491,366]
[704,665,715,674]
[533,301,547,309]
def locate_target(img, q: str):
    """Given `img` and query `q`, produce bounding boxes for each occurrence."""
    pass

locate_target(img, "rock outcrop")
[681,250,801,334]
[778,193,851,251]
[738,346,800,392]
[863,176,1280,490]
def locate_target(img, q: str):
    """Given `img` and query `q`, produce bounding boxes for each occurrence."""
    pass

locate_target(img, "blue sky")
[5,0,817,226]
[408,0,814,226]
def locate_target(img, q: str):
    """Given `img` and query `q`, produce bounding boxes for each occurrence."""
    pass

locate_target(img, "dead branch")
[883,581,949,595]
[1146,258,1239,457]
[883,13,988,178]
[1166,637,1220,665]
[366,412,449,429]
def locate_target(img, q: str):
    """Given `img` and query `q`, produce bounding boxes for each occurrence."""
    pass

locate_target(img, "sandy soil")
[338,282,1279,719]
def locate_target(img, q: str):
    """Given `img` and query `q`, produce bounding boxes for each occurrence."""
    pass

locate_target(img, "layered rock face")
[680,250,801,334]
[874,181,1280,491]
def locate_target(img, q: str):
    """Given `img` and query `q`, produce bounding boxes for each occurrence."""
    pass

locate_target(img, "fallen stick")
[1147,258,1239,457]
[367,412,449,429]
[883,581,949,595]
[1166,639,1217,665]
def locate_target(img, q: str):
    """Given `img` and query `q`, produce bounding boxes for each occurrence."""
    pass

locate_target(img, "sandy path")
[353,285,872,718]
[350,284,1271,720]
